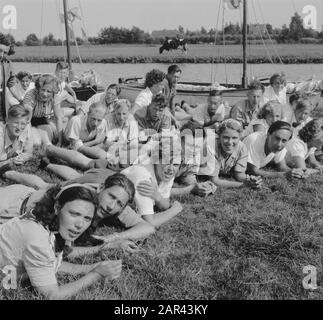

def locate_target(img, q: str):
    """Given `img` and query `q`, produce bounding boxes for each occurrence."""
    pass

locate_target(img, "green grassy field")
[11,44,323,64]
[0,150,322,300]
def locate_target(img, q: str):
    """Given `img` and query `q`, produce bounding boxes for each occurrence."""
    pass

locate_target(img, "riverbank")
[11,44,323,64]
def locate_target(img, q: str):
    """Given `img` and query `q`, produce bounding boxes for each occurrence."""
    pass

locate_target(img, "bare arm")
[53,103,64,145]
[35,260,121,300]
[142,201,183,228]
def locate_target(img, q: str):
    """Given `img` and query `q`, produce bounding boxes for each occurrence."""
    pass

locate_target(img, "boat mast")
[63,0,72,80]
[242,0,248,88]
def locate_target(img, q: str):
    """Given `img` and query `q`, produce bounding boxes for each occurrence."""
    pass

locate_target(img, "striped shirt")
[23,88,59,119]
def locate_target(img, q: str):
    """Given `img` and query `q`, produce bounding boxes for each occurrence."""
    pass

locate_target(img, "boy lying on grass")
[243,120,311,179]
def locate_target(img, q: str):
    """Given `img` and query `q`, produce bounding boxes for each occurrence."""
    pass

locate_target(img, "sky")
[0,0,323,41]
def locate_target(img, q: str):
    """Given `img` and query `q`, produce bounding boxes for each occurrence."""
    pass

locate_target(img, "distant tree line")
[1,12,323,47]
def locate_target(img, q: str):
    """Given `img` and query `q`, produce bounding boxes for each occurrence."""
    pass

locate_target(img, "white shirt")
[0,217,62,287]
[243,131,287,169]
[263,86,287,105]
[64,114,108,150]
[121,163,174,216]
[285,137,316,165]
[132,87,153,114]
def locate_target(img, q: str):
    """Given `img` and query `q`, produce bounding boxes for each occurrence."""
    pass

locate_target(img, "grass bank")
[0,152,322,300]
[10,44,323,64]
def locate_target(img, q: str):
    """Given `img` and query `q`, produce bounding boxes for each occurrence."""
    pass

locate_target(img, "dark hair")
[267,120,292,135]
[35,74,59,95]
[167,64,182,75]
[209,89,222,97]
[7,104,29,119]
[298,119,323,143]
[103,173,135,204]
[248,80,264,93]
[31,185,97,232]
[55,61,69,71]
[144,69,166,88]
[269,73,284,86]
[106,83,121,96]
[16,71,32,81]
[289,93,300,105]
[151,93,167,108]
[295,99,312,113]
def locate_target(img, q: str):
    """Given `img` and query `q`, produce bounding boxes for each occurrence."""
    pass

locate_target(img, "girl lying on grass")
[197,119,263,188]
[243,120,307,179]
[0,170,155,252]
[0,184,122,300]
[285,118,323,175]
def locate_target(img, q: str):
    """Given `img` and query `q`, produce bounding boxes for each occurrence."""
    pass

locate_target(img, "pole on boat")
[63,0,72,81]
[242,0,248,88]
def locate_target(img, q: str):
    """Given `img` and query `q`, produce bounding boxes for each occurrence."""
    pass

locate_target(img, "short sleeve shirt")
[243,131,287,168]
[285,137,316,165]
[64,114,108,149]
[0,124,33,162]
[121,164,174,216]
[23,88,60,119]
[0,217,62,287]
[198,138,248,177]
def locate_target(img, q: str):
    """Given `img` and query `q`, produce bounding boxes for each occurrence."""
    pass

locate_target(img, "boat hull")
[118,78,251,106]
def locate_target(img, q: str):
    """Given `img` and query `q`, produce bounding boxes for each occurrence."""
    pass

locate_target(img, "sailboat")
[31,0,104,101]
[117,0,274,106]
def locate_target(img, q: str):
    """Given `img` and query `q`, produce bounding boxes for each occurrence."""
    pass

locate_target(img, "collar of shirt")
[4,125,27,150]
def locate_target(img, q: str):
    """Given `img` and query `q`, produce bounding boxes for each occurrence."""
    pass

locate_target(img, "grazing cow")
[159,37,187,54]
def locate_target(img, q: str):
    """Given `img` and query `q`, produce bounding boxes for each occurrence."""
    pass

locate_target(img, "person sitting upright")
[131,69,166,115]
[0,104,33,168]
[263,73,287,105]
[162,64,182,116]
[63,101,108,159]
[23,74,63,145]
[77,83,121,116]
[134,93,173,142]
[230,80,264,129]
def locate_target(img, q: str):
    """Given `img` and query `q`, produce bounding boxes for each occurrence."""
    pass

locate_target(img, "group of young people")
[0,60,322,299]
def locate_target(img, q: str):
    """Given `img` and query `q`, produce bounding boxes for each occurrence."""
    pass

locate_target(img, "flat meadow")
[11,44,323,64]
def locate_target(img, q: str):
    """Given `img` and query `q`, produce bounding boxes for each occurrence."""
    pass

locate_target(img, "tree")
[25,33,40,46]
[289,12,305,41]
